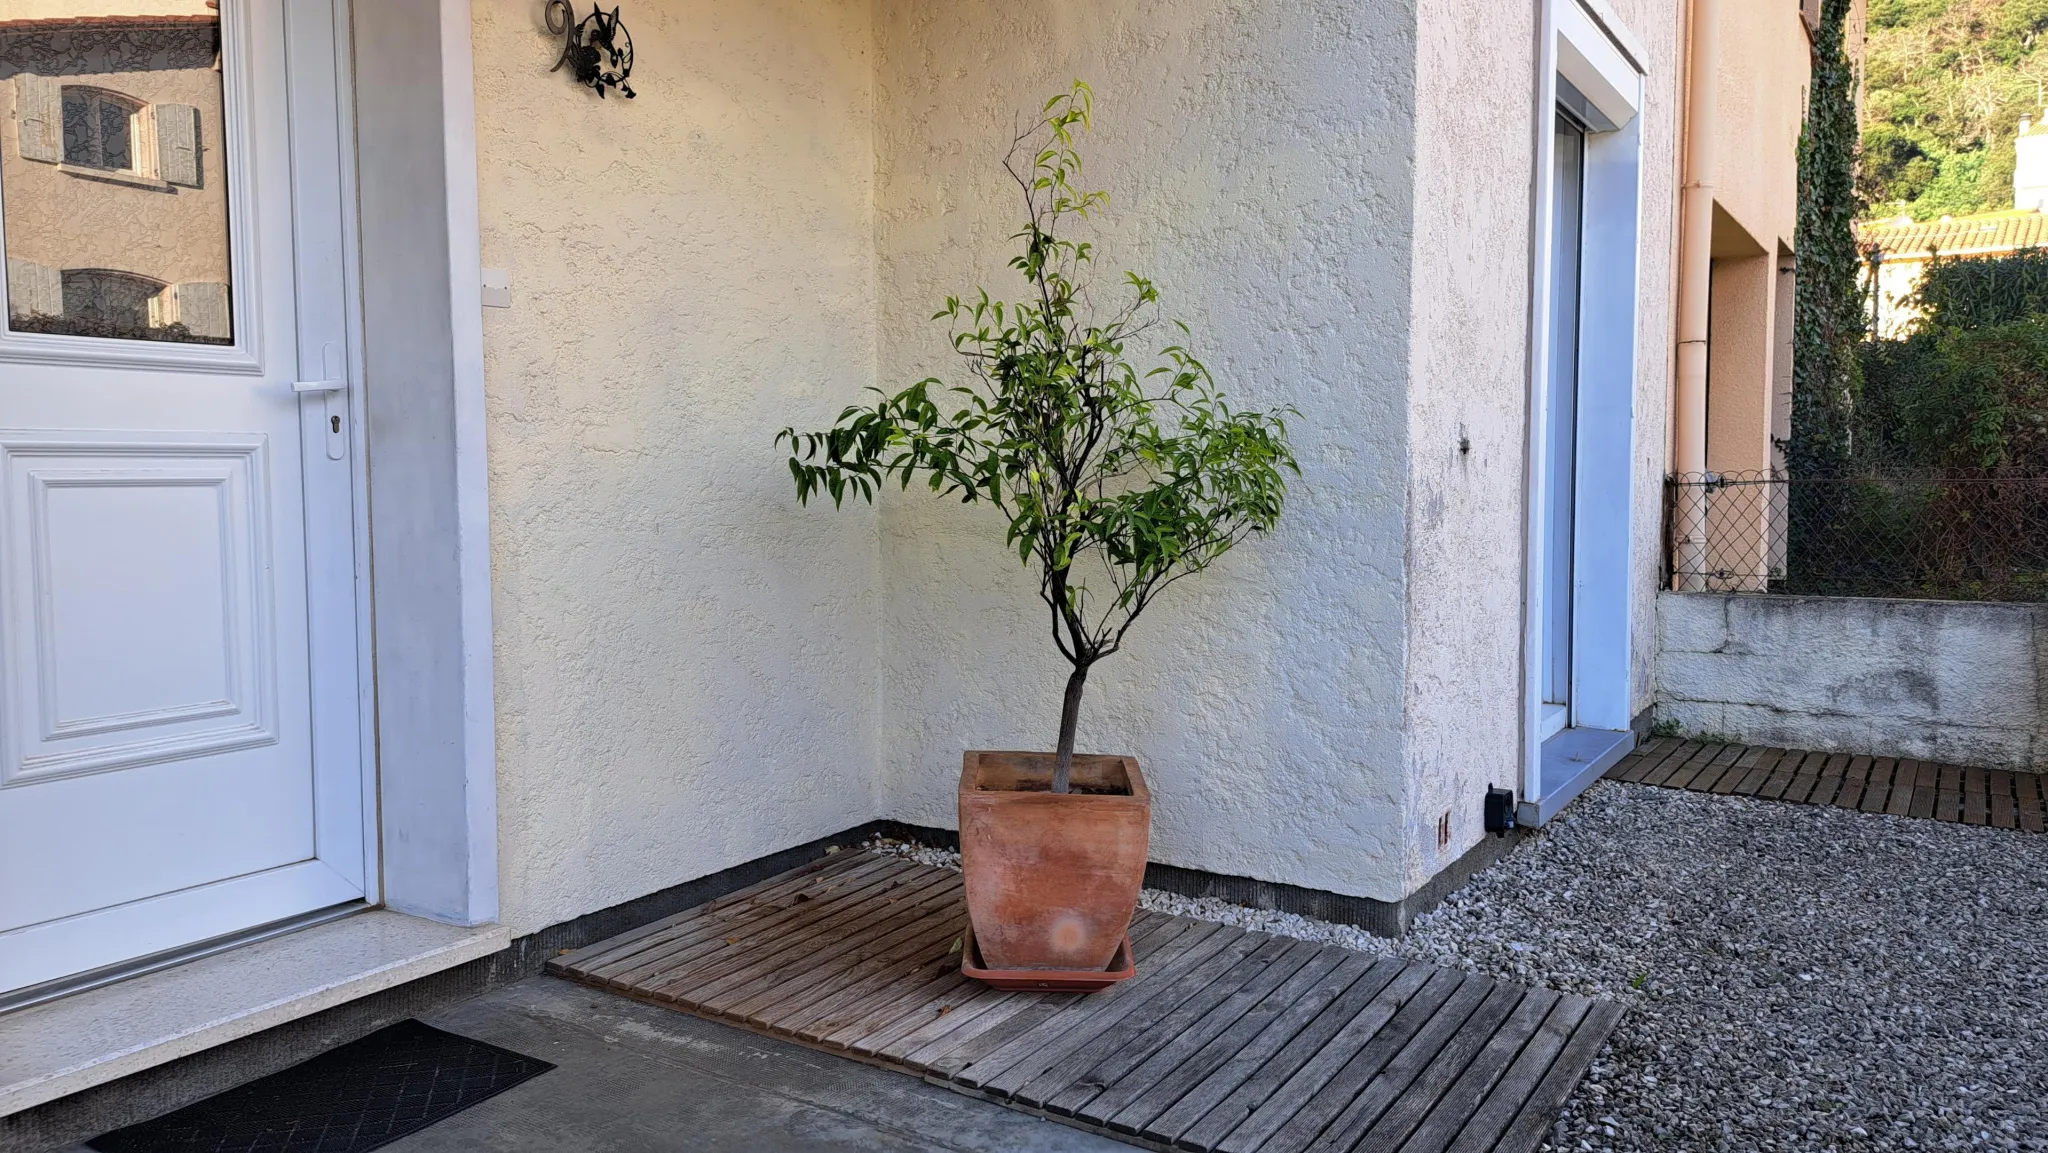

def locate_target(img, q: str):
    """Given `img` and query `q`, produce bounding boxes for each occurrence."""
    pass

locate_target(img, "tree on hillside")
[1861,0,2048,218]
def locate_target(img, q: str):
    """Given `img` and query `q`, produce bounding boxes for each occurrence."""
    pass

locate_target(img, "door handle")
[293,378,347,393]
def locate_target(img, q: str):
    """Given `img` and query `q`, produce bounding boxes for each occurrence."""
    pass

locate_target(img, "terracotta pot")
[958,750,1151,973]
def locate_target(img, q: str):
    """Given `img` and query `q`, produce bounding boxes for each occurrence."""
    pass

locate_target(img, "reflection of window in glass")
[60,269,164,335]
[62,87,142,173]
[1,11,234,347]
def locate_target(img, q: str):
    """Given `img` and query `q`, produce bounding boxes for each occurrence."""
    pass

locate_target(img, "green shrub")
[1912,247,2048,331]
[1858,316,2048,469]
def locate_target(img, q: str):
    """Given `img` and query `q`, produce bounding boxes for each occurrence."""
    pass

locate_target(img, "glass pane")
[2,5,233,345]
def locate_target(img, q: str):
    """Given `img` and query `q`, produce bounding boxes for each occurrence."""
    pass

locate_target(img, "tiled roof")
[1856,210,2048,259]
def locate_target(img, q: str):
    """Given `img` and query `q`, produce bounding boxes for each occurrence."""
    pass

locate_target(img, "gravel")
[871,779,2048,1152]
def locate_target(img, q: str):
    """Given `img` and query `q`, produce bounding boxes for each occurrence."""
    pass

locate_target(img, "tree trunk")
[1052,663,1091,794]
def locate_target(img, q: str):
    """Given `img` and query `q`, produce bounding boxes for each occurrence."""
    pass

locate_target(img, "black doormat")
[89,1019,553,1153]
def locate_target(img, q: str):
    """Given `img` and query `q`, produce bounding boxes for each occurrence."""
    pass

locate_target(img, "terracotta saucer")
[959,922,1136,992]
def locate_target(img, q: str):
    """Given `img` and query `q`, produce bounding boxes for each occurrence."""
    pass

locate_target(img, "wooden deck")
[1606,739,2047,833]
[548,850,1620,1153]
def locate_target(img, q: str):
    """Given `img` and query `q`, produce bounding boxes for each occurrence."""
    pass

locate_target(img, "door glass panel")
[1,4,233,344]
[1542,111,1586,710]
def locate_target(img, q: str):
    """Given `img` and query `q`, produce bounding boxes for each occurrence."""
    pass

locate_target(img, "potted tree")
[778,83,1296,985]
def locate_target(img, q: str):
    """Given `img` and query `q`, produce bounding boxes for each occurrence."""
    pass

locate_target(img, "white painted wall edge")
[438,0,500,926]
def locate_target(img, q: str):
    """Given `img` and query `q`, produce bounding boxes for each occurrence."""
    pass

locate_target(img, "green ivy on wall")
[1791,0,1866,478]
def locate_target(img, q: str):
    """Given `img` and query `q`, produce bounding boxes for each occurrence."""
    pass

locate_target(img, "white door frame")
[1520,0,1645,820]
[349,0,499,927]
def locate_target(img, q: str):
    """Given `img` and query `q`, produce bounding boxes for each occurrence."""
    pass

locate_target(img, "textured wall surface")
[464,0,1690,924]
[869,0,1420,902]
[1403,0,1536,894]
[469,0,884,935]
[1403,0,1679,890]
[1656,592,2046,771]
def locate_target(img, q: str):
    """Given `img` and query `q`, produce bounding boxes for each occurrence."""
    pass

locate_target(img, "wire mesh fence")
[1663,471,2048,602]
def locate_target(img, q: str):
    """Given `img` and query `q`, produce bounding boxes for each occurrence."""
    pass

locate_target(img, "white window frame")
[1520,0,1646,822]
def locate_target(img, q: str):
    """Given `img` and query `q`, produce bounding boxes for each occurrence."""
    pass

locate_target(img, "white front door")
[0,0,367,1000]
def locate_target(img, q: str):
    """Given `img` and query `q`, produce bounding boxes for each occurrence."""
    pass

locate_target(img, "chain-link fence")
[1663,471,2048,601]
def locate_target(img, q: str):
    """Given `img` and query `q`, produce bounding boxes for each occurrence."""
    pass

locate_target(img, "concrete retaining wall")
[1655,592,2047,771]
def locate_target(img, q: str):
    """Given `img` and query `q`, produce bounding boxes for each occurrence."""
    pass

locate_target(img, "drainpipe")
[1672,0,1717,590]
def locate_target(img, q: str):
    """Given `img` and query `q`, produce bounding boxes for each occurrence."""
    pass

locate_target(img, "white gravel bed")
[870,779,2048,1152]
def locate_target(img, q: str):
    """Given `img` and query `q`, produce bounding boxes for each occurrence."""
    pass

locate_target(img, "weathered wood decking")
[1607,739,2047,833]
[548,851,1621,1153]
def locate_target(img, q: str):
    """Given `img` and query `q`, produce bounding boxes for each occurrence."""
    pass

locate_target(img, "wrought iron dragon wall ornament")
[545,1,635,98]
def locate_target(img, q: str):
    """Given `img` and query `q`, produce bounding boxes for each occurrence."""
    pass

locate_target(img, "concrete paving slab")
[385,977,1126,1152]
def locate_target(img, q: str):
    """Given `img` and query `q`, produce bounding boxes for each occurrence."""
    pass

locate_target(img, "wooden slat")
[875,916,1192,1061]
[553,851,1618,1153]
[577,854,907,986]
[734,898,966,1028]
[1834,755,1873,810]
[1989,770,2017,830]
[2017,772,2046,834]
[651,870,959,1006]
[1166,959,1415,1149]
[998,930,1270,1104]
[1643,742,1716,788]
[1103,947,1357,1136]
[1326,984,1533,1153]
[1245,974,1490,1153]
[1670,743,1743,792]
[1938,763,1965,822]
[1491,1001,1626,1153]
[1887,758,1921,817]
[1605,738,1674,780]
[1910,760,1940,819]
[1442,995,1595,1153]
[1039,935,1298,1113]
[548,848,867,975]
[1859,757,1899,814]
[1361,988,1559,1153]
[1693,744,1763,794]
[714,879,968,1018]
[1617,739,1695,784]
[1200,965,1446,1153]
[1722,746,1786,796]
[1770,750,1821,802]
[595,856,918,989]
[1963,766,1991,826]
[1758,749,1811,800]
[947,921,1240,1087]
[1070,938,1324,1125]
[1805,754,1851,806]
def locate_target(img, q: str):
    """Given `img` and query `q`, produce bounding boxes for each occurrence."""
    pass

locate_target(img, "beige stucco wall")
[871,0,1418,902]
[469,0,884,935]
[1705,0,1808,257]
[465,0,1686,925]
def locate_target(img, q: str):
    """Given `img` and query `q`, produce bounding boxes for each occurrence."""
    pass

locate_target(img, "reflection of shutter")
[174,282,230,339]
[155,103,199,186]
[13,75,61,164]
[6,258,63,318]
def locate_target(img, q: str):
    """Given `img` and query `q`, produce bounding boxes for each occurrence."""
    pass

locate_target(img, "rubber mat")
[88,1019,554,1153]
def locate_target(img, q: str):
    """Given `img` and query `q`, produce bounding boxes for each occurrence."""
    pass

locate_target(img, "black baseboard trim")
[4,814,1527,1150]
[867,820,1526,939]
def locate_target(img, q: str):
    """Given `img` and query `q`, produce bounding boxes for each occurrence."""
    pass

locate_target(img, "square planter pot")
[958,750,1150,974]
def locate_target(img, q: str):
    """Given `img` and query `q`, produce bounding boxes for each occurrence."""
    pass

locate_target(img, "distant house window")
[61,86,142,172]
